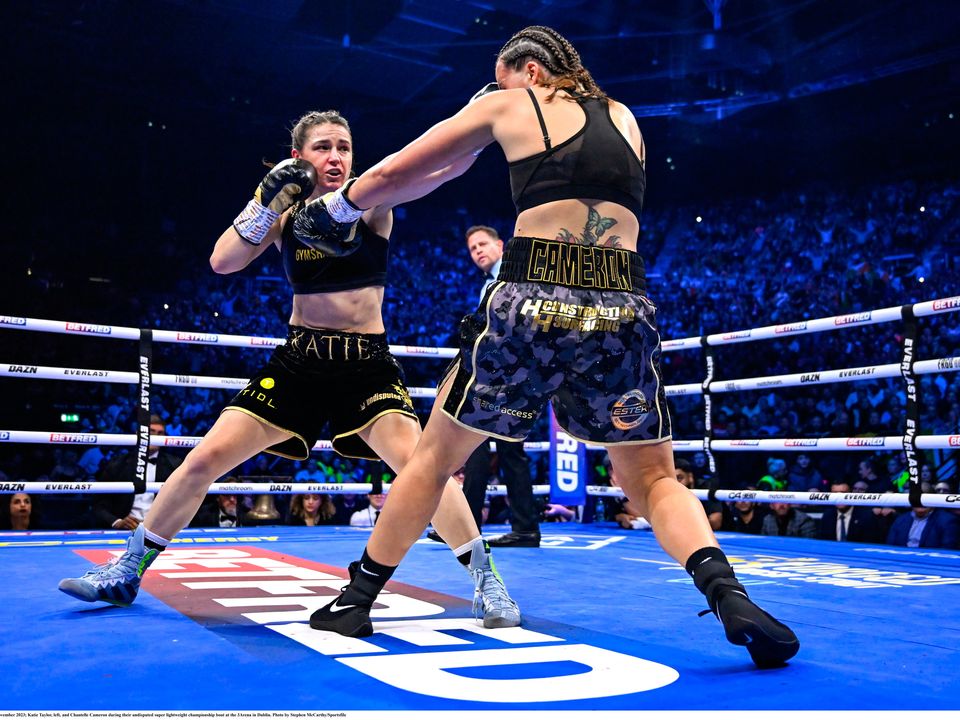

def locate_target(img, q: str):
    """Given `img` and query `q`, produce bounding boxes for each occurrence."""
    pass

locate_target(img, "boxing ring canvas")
[3,523,958,712]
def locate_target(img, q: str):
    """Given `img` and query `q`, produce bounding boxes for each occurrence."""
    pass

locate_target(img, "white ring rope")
[0,431,551,454]
[4,357,958,396]
[0,480,555,497]
[3,294,957,354]
[587,485,960,510]
[0,316,455,358]
[1,430,957,455]
[5,477,957,512]
[2,296,958,508]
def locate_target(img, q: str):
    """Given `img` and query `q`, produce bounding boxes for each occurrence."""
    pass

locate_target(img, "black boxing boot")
[686,547,799,668]
[310,550,395,637]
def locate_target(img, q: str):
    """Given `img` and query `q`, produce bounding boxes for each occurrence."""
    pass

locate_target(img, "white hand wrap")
[233,199,280,246]
[324,182,364,224]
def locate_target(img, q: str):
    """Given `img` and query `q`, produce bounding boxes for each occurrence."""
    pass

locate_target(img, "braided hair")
[498,26,606,103]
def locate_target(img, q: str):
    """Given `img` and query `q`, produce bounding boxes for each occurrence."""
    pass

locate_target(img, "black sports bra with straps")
[281,210,388,294]
[508,88,646,219]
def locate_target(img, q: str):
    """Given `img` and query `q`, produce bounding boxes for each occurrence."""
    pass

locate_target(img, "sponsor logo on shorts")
[477,397,536,420]
[0,482,25,492]
[0,316,27,326]
[177,332,219,343]
[519,299,634,334]
[49,433,97,444]
[846,437,885,447]
[834,312,871,326]
[260,377,275,390]
[360,383,413,412]
[238,387,277,409]
[784,439,818,447]
[611,390,650,430]
[8,365,38,374]
[527,239,634,291]
[65,322,112,335]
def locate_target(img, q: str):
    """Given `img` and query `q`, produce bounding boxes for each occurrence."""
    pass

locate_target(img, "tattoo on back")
[555,208,623,247]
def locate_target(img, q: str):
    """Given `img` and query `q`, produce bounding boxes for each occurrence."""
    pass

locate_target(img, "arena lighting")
[163,303,169,310]
[919,277,926,283]
[696,216,703,223]
[920,206,926,212]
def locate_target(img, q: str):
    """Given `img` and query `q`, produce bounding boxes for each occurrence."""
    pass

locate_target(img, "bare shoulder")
[608,99,644,163]
[608,100,639,129]
[363,205,394,239]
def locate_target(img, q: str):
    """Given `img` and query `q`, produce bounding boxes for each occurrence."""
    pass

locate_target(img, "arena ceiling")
[10,0,960,203]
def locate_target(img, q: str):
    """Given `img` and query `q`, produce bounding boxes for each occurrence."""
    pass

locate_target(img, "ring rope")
[2,295,957,354]
[2,297,958,512]
[0,316,455,358]
[2,356,957,397]
[4,478,956,512]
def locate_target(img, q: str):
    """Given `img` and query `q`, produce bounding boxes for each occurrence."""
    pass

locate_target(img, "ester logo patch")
[260,378,275,390]
[611,390,650,430]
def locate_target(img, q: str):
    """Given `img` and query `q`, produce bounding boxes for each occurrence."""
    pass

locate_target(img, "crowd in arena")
[2,177,958,547]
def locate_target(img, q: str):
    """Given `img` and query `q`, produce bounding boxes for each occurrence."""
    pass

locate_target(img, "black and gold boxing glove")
[291,178,363,257]
[233,158,317,245]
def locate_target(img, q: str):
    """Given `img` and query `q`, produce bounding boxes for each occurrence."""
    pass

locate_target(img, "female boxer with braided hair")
[59,110,521,630]
[305,25,799,668]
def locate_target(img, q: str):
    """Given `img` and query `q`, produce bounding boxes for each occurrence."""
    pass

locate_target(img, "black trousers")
[463,439,539,534]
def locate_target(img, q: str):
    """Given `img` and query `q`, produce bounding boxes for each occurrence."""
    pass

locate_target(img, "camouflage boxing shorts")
[442,236,672,445]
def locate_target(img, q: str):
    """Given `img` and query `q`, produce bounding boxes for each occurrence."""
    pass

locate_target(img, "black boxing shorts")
[442,236,672,445]
[224,326,418,460]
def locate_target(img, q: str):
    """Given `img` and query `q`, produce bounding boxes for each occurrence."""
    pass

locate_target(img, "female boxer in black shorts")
[305,27,798,668]
[59,110,520,629]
